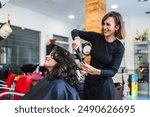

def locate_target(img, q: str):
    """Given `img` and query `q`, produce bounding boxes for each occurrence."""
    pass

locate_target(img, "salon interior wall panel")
[85,0,106,33]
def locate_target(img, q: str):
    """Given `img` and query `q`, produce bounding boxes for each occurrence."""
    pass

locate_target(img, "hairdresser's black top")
[71,29,124,100]
[21,76,80,100]
[71,29,124,78]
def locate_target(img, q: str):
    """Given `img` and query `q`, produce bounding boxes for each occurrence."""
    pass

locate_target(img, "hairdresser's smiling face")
[44,52,57,72]
[102,16,119,39]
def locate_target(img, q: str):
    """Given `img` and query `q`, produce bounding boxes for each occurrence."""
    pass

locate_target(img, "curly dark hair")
[46,45,79,87]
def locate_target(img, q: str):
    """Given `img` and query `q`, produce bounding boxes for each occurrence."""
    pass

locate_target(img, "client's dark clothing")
[21,76,80,100]
[71,29,125,100]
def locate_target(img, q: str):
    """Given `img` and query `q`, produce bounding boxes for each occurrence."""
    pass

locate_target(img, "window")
[53,34,69,50]
[0,26,40,66]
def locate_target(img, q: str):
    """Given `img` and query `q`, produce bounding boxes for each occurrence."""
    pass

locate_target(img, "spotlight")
[0,14,12,40]
[0,0,10,8]
[0,22,12,40]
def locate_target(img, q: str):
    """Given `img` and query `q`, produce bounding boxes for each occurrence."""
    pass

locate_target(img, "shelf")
[134,40,150,95]
[134,41,149,45]
[135,52,148,55]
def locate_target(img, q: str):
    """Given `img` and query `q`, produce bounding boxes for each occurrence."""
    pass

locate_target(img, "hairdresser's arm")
[81,45,124,77]
[71,29,101,44]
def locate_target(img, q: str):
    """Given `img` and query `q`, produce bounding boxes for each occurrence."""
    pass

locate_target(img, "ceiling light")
[21,27,25,30]
[68,15,75,19]
[111,4,118,9]
[138,0,148,2]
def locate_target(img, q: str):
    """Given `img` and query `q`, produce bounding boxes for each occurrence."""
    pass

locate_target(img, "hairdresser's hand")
[72,36,80,50]
[80,62,101,75]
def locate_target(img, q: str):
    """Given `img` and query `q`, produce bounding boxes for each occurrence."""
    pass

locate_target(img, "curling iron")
[75,48,84,63]
[71,35,84,63]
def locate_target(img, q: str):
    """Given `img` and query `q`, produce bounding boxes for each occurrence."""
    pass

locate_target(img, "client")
[21,45,80,100]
